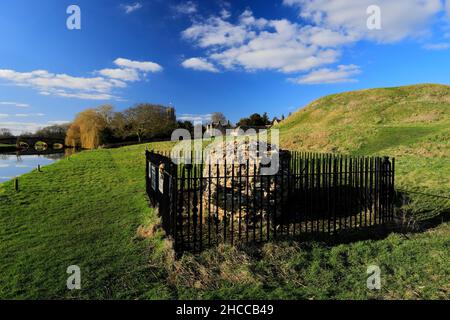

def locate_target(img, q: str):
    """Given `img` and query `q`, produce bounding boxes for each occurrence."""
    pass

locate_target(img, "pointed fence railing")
[146,150,395,253]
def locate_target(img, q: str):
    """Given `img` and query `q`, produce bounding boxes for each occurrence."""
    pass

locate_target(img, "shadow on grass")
[233,189,449,252]
[284,189,449,246]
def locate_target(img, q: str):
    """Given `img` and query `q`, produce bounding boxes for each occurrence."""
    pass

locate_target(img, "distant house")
[206,121,273,137]
[205,122,227,136]
[229,125,269,136]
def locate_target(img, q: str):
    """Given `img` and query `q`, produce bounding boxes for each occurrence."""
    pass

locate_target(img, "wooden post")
[14,178,19,192]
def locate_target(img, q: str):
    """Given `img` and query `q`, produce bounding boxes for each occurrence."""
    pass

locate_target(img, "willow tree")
[65,106,110,149]
[65,123,81,148]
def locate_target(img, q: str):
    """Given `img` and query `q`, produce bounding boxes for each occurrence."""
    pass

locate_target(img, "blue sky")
[1,0,450,133]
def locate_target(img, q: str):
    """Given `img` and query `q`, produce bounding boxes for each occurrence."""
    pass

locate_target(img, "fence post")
[391,158,395,221]
[192,174,198,252]
[199,161,204,251]
[178,166,185,251]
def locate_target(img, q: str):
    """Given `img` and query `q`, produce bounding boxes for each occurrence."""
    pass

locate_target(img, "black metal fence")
[146,150,395,253]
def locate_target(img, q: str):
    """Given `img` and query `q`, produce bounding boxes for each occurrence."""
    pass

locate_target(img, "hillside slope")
[277,84,449,156]
[276,84,450,218]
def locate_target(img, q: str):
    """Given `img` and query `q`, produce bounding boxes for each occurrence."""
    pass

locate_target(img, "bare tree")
[211,112,227,125]
[0,128,13,137]
[35,124,69,139]
[123,104,176,142]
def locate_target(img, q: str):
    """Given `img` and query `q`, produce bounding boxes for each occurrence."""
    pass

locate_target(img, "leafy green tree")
[237,113,271,127]
[177,120,194,134]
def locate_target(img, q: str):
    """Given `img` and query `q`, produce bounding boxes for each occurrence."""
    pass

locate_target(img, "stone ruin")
[201,140,291,227]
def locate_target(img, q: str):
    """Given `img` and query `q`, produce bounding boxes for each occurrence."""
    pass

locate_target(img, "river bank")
[0,144,18,152]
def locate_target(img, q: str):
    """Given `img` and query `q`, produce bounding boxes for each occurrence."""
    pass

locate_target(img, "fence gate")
[146,150,395,253]
[146,150,177,237]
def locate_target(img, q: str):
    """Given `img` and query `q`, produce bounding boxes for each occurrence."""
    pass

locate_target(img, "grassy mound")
[276,84,449,156]
[276,84,450,220]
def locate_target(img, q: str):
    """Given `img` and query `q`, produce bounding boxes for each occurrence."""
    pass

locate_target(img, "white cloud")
[0,69,122,100]
[423,42,450,50]
[98,68,140,81]
[15,113,45,117]
[0,58,162,101]
[0,120,70,135]
[182,10,347,73]
[113,58,163,72]
[182,3,450,83]
[45,90,117,101]
[182,15,250,48]
[178,113,212,123]
[0,113,45,119]
[182,58,219,72]
[0,122,45,134]
[173,1,197,15]
[0,101,29,108]
[47,120,70,125]
[122,2,142,14]
[290,64,361,84]
[283,0,443,43]
[220,9,231,19]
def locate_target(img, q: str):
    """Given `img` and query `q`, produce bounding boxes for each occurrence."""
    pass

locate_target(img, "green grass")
[276,83,450,221]
[0,147,169,299]
[171,226,449,299]
[0,84,449,299]
[0,141,448,299]
[276,84,450,156]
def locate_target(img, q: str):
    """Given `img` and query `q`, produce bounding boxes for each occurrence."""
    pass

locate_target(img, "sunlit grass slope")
[276,84,450,219]
[277,84,449,156]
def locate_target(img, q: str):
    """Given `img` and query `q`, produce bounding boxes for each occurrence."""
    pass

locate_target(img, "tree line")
[0,125,70,139]
[0,106,286,149]
[237,112,284,127]
[65,104,177,149]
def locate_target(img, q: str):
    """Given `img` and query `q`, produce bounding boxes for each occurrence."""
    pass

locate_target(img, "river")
[0,149,77,183]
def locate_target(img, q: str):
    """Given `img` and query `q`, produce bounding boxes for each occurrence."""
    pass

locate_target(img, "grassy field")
[0,84,449,299]
[0,142,448,299]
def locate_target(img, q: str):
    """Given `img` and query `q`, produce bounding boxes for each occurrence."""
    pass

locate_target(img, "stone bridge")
[0,136,65,149]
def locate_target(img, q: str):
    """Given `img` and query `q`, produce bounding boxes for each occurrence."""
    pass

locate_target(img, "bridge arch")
[0,136,66,150]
